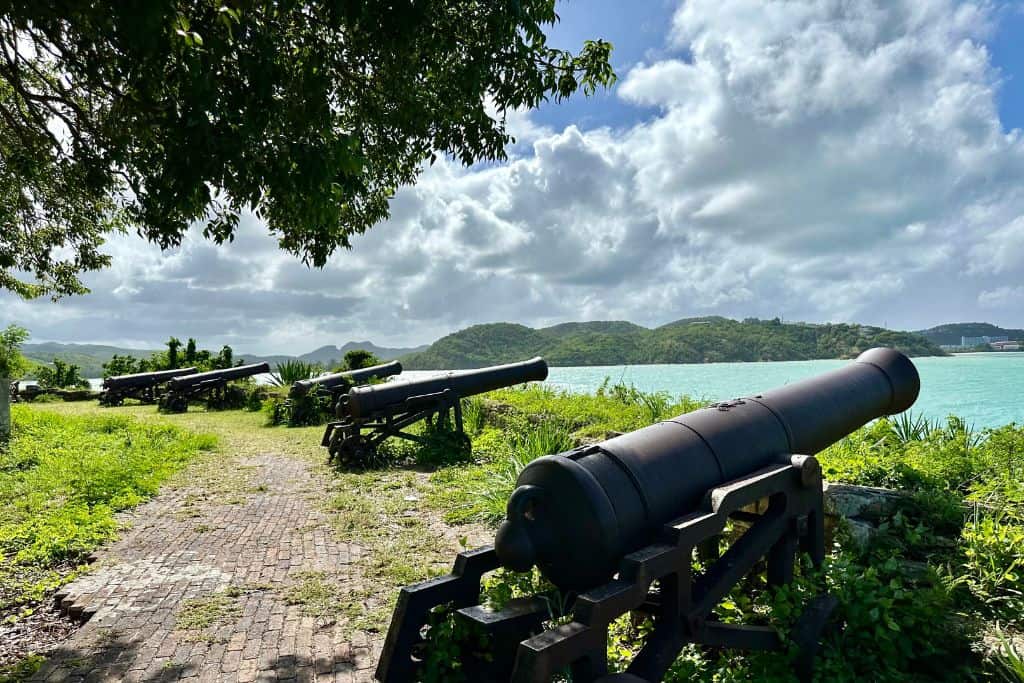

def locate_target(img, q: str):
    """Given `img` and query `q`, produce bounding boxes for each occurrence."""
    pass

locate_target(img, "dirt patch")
[0,604,79,668]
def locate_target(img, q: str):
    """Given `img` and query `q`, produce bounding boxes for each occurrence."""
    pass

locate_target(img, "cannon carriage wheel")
[328,434,379,469]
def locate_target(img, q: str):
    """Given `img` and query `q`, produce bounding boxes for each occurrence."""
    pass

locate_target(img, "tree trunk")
[0,377,10,443]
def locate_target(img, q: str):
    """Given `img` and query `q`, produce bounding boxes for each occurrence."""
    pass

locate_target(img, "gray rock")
[823,482,909,522]
[842,517,877,547]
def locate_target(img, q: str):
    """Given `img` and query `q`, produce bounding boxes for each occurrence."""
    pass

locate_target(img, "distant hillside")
[21,340,425,378]
[400,317,946,369]
[917,322,1024,346]
[23,342,157,378]
[297,342,427,367]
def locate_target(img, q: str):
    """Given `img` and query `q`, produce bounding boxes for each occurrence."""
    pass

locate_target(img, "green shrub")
[990,626,1024,683]
[957,514,1024,622]
[473,420,573,524]
[205,383,249,411]
[410,422,475,469]
[287,393,334,427]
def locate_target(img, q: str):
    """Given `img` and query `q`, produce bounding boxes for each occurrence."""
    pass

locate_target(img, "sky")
[4,0,1024,354]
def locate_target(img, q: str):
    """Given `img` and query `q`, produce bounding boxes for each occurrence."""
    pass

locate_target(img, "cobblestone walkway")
[32,452,381,682]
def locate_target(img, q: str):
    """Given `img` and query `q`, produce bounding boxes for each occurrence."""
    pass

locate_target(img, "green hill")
[400,317,946,369]
[22,343,157,378]
[916,322,1024,346]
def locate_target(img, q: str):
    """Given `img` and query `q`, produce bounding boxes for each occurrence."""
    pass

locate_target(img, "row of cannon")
[99,362,275,411]
[99,357,551,446]
[106,348,923,682]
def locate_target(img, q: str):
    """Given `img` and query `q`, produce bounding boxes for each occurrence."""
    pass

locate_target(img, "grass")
[0,406,216,615]
[428,384,701,524]
[485,382,704,439]
[278,570,373,628]
[174,593,242,641]
[321,467,476,631]
[991,628,1024,683]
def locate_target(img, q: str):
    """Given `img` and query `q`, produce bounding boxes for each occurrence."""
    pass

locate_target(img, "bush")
[958,514,1024,622]
[34,359,89,390]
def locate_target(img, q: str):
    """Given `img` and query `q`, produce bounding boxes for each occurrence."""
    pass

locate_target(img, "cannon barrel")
[102,367,198,390]
[290,361,403,398]
[495,348,920,591]
[342,357,548,418]
[166,362,270,390]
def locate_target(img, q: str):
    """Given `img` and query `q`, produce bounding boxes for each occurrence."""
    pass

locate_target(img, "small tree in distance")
[0,325,30,442]
[166,337,182,370]
[341,349,382,371]
[36,358,90,389]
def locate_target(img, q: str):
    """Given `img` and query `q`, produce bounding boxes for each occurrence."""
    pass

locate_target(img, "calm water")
[539,353,1024,430]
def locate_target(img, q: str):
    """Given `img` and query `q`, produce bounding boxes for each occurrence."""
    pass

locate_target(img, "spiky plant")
[269,360,320,386]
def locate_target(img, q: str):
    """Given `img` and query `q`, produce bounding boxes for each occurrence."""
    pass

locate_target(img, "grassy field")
[3,386,1024,681]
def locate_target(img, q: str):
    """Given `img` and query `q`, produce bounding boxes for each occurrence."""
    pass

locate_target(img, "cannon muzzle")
[165,362,270,390]
[290,361,402,398]
[342,357,548,418]
[495,348,920,591]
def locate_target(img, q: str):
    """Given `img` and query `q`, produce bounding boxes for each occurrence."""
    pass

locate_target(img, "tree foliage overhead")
[0,1,615,298]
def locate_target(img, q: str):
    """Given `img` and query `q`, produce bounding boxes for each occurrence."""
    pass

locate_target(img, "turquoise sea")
[541,353,1024,430]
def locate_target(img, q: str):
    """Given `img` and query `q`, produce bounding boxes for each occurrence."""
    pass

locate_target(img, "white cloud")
[3,0,1023,353]
[978,285,1024,308]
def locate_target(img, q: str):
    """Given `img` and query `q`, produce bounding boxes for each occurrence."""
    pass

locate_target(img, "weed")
[0,654,45,682]
[175,593,241,640]
[281,571,341,623]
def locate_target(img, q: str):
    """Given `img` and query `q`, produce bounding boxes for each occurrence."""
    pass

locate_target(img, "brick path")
[32,453,381,682]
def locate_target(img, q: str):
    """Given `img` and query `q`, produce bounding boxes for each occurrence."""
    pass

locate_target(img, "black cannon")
[159,362,270,413]
[277,361,404,426]
[291,361,403,399]
[377,348,921,682]
[321,357,549,467]
[99,367,199,406]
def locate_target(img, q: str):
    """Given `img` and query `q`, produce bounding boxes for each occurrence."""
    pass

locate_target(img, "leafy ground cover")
[0,406,216,676]
[0,407,216,602]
